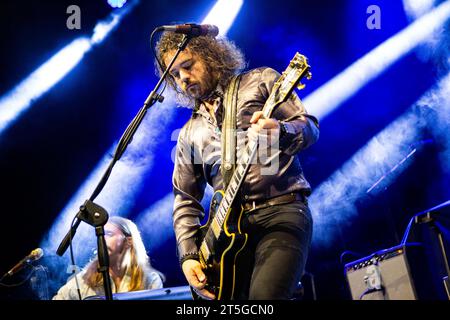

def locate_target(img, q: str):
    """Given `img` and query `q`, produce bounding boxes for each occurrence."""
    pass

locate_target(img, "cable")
[339,250,364,265]
[400,214,416,245]
[0,266,36,288]
[359,287,385,300]
[150,27,168,97]
[69,215,83,300]
[151,28,163,71]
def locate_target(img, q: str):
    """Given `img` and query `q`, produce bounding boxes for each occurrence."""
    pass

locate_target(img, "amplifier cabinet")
[344,244,436,300]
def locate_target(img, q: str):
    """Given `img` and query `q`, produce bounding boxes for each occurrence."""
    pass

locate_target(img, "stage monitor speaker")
[344,243,437,300]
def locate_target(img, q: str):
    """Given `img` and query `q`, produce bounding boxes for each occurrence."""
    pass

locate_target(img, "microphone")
[6,248,44,277]
[157,23,219,37]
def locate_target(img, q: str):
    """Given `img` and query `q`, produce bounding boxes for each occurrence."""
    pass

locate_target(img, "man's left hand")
[248,111,280,145]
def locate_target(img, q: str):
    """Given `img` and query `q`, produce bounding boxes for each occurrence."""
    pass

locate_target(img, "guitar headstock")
[272,52,312,106]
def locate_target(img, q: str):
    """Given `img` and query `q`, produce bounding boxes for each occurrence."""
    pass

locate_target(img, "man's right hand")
[181,259,215,300]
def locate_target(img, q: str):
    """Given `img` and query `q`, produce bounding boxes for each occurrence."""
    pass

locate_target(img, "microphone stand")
[366,139,433,194]
[56,32,192,300]
[366,148,417,194]
[414,201,450,300]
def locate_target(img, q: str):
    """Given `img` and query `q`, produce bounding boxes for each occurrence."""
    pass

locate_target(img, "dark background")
[0,0,449,301]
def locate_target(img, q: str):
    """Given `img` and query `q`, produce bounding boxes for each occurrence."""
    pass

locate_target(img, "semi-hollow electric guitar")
[192,52,312,300]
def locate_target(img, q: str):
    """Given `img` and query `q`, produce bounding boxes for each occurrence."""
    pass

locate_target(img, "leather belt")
[242,192,306,212]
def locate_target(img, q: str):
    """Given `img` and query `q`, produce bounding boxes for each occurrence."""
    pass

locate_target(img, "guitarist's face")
[164,49,216,100]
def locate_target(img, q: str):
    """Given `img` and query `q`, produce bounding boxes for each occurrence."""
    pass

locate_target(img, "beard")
[176,76,219,109]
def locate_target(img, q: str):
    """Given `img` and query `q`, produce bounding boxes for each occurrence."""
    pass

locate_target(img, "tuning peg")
[297,82,306,90]
[306,71,312,80]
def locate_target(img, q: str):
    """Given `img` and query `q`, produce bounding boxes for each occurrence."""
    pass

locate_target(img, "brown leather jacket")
[172,67,319,260]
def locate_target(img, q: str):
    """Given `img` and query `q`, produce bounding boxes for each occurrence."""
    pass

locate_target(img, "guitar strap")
[221,74,241,189]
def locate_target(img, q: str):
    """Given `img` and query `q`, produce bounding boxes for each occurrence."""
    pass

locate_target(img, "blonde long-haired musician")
[53,216,164,300]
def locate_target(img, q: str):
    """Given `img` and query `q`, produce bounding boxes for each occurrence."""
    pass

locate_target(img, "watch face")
[281,122,290,135]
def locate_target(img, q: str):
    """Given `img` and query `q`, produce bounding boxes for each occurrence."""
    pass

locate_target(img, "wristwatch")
[279,121,293,137]
[278,121,296,149]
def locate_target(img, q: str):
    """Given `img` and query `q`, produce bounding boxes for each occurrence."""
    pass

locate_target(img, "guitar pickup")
[200,242,211,262]
[211,219,221,238]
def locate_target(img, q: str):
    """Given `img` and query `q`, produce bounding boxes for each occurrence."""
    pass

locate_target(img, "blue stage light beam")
[404,0,450,190]
[41,97,176,253]
[423,69,450,177]
[136,186,214,252]
[201,0,243,36]
[403,0,450,70]
[108,0,128,9]
[0,1,137,134]
[136,194,174,252]
[0,38,89,133]
[403,0,437,18]
[302,0,450,120]
[309,71,450,248]
[43,0,242,263]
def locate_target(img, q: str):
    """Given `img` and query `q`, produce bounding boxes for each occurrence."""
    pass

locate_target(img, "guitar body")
[192,190,248,300]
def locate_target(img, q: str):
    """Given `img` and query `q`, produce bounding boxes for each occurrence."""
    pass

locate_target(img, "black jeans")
[234,200,313,300]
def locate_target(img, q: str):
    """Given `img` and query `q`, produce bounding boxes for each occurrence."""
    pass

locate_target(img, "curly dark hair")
[155,32,246,106]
